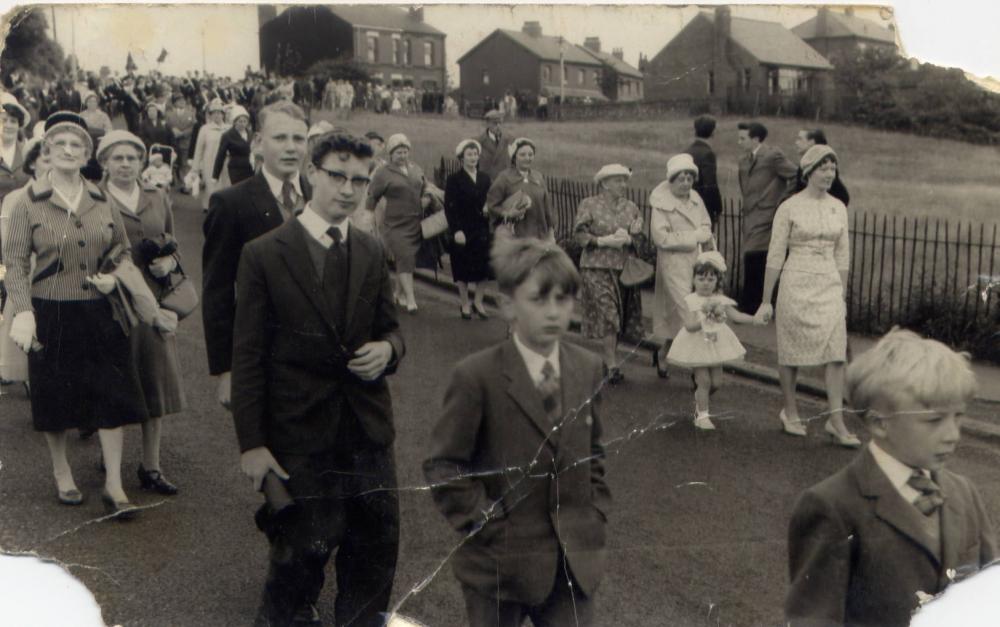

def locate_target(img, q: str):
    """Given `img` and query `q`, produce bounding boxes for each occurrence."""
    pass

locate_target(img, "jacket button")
[77,240,86,247]
[75,221,83,228]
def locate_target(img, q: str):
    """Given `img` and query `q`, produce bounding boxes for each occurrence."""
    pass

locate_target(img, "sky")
[19,2,1000,85]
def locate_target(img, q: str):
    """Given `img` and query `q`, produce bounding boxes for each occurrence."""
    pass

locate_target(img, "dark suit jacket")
[738,143,797,253]
[423,340,612,606]
[786,448,996,627]
[201,171,310,375]
[476,130,511,181]
[231,219,404,455]
[685,138,722,224]
[212,126,253,184]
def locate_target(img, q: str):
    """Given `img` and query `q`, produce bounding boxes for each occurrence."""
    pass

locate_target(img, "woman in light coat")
[650,154,714,379]
[191,98,227,211]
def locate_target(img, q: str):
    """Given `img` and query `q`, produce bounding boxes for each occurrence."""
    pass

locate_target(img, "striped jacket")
[2,175,129,316]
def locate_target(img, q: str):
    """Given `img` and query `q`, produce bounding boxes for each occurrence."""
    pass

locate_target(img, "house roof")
[323,5,445,36]
[792,11,896,44]
[703,13,832,70]
[577,47,643,79]
[458,29,603,66]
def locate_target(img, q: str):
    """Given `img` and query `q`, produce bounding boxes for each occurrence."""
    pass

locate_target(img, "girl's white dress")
[666,293,747,367]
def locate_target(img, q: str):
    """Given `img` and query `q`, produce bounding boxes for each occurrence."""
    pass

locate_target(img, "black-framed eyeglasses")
[316,166,371,190]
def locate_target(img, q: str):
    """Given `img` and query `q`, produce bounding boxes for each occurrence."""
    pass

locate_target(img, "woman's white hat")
[507,137,535,160]
[454,138,482,158]
[594,163,632,184]
[96,129,146,162]
[227,105,250,125]
[696,250,727,273]
[386,133,411,155]
[666,153,698,181]
[0,92,30,128]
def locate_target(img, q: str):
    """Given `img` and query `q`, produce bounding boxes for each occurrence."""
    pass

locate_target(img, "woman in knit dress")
[444,138,492,320]
[757,144,859,447]
[649,154,714,380]
[573,163,644,383]
[367,133,425,313]
[99,130,185,494]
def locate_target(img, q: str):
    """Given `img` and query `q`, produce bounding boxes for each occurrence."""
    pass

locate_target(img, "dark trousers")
[461,565,594,627]
[256,417,399,627]
[739,251,776,313]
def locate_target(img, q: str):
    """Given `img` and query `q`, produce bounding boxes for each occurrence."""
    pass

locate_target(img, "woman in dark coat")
[138,102,173,153]
[212,105,253,185]
[444,138,492,319]
[98,130,185,495]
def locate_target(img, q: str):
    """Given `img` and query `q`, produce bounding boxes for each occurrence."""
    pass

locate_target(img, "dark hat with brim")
[44,111,93,154]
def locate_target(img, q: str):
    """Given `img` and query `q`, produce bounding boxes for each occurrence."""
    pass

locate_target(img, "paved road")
[2,191,999,627]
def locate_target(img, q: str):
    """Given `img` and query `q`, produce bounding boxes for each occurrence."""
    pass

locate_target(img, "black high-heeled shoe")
[651,351,669,379]
[101,489,138,521]
[138,464,179,495]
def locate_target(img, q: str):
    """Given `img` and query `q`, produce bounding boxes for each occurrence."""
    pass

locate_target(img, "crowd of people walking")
[0,69,995,627]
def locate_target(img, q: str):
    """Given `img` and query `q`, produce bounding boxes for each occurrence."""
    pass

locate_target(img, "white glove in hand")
[149,255,178,278]
[86,273,117,295]
[10,311,36,353]
[153,308,179,334]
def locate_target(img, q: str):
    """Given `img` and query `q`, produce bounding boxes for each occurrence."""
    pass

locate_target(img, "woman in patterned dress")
[573,164,644,383]
[757,145,859,447]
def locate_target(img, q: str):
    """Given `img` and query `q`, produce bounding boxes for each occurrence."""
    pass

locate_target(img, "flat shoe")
[779,409,807,437]
[57,489,84,506]
[460,306,472,320]
[824,421,861,448]
[473,303,489,320]
[694,415,716,430]
[101,490,138,521]
[138,464,179,495]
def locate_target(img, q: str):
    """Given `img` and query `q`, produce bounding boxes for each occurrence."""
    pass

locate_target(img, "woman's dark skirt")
[449,231,493,283]
[28,298,149,432]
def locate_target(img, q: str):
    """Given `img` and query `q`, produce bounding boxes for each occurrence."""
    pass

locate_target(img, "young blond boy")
[424,237,611,627]
[786,328,996,627]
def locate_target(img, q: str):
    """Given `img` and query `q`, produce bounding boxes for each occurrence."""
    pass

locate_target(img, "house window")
[858,42,868,51]
[367,36,379,63]
[768,68,780,95]
[577,68,585,85]
[403,40,411,66]
[708,70,715,95]
[743,68,752,90]
[482,70,490,86]
[771,68,805,94]
[592,70,600,85]
[562,65,568,83]
[393,39,402,66]
[424,41,434,66]
[542,65,551,82]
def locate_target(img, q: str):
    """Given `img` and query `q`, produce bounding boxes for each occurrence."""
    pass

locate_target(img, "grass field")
[316,109,1000,225]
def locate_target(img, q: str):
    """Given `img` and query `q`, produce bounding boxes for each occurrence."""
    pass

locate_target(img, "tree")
[1,8,66,81]
[598,67,618,101]
[304,56,371,83]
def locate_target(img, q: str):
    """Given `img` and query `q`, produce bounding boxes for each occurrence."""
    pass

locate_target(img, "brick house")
[578,37,644,102]
[643,7,833,115]
[457,22,608,105]
[792,7,897,64]
[259,5,446,89]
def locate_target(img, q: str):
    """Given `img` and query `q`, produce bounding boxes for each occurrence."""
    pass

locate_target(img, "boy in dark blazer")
[424,237,612,627]
[232,132,404,626]
[786,329,996,627]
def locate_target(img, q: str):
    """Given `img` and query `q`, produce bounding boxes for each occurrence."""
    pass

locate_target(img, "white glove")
[10,311,36,353]
[695,226,714,244]
[153,308,178,334]
[149,255,178,278]
[454,231,466,246]
[86,273,117,295]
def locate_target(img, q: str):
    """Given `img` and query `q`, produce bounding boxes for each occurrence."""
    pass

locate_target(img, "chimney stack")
[522,21,543,37]
[714,7,731,69]
[612,47,624,61]
[409,7,424,22]
[584,37,601,53]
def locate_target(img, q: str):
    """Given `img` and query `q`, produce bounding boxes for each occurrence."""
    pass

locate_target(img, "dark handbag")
[619,255,655,287]
[160,266,199,320]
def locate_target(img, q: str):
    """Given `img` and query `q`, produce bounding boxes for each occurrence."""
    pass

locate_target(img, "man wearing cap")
[202,100,311,410]
[736,121,797,313]
[476,109,510,180]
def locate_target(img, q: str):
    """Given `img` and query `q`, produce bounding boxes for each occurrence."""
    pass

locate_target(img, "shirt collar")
[262,165,302,201]
[751,144,762,159]
[0,142,17,168]
[297,203,349,248]
[512,332,560,386]
[869,441,925,503]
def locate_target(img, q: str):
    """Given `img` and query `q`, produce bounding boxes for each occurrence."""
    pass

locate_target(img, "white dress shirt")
[869,441,926,505]
[512,332,560,387]
[297,203,349,248]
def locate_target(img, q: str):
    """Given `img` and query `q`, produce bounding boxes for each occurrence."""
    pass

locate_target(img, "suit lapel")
[250,173,284,231]
[855,450,942,568]
[502,341,557,448]
[276,221,342,339]
[937,472,965,573]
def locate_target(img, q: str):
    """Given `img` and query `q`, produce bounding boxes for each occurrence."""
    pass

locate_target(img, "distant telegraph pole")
[558,36,565,119]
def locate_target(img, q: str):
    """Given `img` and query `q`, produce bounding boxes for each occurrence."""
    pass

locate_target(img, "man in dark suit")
[232,132,404,627]
[477,109,511,180]
[202,101,311,409]
[783,128,851,207]
[55,79,82,114]
[684,114,723,226]
[737,121,797,312]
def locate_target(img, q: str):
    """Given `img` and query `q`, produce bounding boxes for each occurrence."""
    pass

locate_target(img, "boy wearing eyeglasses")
[231,132,405,626]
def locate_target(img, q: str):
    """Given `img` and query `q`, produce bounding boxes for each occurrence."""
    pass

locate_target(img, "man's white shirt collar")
[262,165,302,202]
[751,144,762,160]
[297,203,349,248]
[869,441,924,505]
[512,333,560,387]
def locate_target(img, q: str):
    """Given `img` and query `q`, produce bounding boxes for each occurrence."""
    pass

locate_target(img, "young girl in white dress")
[667,251,761,430]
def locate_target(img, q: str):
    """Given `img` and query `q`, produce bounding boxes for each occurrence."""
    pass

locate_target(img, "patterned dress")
[765,191,850,366]
[573,194,644,343]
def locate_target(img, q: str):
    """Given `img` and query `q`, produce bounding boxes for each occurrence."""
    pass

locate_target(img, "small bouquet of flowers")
[700,299,727,342]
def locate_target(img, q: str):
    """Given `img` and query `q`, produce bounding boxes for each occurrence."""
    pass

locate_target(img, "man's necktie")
[538,360,562,423]
[323,227,349,332]
[907,471,945,516]
[280,179,295,221]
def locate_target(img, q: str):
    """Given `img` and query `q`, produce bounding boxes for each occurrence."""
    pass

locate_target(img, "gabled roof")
[577,47,643,79]
[703,13,832,70]
[323,5,445,36]
[457,29,602,66]
[792,11,896,44]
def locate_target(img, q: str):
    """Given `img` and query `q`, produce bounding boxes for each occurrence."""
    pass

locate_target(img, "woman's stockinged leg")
[779,365,800,420]
[694,368,712,415]
[44,430,77,492]
[456,282,470,308]
[601,335,617,369]
[825,362,849,431]
[141,417,162,472]
[399,272,416,308]
[98,427,128,502]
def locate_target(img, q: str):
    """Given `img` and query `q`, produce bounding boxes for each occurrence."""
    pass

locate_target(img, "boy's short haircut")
[693,114,716,139]
[846,327,977,416]
[256,100,307,130]
[310,133,374,168]
[491,237,580,297]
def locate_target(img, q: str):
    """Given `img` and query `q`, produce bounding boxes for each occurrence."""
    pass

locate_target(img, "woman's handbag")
[420,210,448,239]
[619,255,655,287]
[160,268,200,320]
